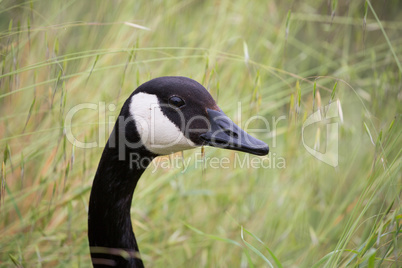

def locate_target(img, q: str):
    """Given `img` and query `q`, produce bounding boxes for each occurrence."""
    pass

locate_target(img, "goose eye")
[168,96,185,108]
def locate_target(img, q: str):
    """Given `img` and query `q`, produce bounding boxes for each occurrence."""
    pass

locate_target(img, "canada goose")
[88,76,269,267]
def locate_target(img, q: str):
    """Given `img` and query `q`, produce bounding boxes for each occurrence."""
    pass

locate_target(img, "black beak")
[200,109,269,156]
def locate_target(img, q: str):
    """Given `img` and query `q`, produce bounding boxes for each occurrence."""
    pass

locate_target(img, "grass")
[0,0,401,267]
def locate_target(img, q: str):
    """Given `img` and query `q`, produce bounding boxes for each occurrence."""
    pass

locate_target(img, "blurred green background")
[0,0,401,267]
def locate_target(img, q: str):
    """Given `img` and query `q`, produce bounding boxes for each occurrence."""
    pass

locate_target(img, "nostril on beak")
[223,129,239,139]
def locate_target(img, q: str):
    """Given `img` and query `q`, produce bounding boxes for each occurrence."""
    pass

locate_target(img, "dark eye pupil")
[169,96,185,108]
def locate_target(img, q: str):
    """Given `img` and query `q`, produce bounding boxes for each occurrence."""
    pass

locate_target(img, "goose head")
[89,76,269,267]
[117,76,269,157]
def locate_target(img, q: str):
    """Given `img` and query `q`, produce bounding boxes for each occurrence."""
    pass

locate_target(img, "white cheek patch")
[129,92,197,155]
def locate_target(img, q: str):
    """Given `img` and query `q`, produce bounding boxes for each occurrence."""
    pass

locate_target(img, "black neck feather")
[88,111,155,268]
